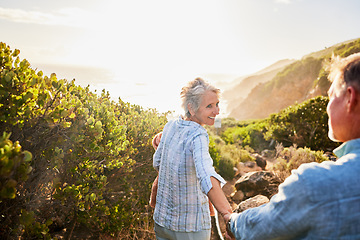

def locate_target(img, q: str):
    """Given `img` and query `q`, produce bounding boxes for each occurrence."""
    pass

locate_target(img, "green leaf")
[23,151,32,162]
[23,91,33,102]
[90,193,96,202]
[52,80,58,89]
[69,112,76,118]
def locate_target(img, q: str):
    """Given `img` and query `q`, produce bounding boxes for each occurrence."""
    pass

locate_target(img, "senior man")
[225,52,360,239]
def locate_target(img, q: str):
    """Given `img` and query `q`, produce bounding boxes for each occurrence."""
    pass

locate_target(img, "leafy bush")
[209,135,221,171]
[265,96,340,151]
[217,153,235,180]
[0,132,32,200]
[221,119,270,152]
[209,134,255,180]
[0,42,167,239]
[271,143,328,181]
[333,39,360,58]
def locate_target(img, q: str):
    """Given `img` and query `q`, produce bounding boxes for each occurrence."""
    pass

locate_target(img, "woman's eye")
[206,104,212,108]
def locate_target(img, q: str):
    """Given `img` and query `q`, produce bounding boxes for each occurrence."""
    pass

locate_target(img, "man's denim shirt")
[229,138,360,239]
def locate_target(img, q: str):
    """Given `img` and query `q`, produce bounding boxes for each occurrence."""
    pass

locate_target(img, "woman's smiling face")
[190,90,220,126]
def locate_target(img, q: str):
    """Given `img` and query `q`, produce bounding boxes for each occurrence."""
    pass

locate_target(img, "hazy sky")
[1,0,360,114]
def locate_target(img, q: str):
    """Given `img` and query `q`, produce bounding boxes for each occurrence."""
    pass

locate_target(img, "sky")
[1,0,360,116]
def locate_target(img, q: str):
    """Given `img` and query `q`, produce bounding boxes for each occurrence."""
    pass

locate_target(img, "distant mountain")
[222,59,296,115]
[225,38,360,120]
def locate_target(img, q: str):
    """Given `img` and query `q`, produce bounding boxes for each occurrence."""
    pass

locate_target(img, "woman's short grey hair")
[180,78,220,118]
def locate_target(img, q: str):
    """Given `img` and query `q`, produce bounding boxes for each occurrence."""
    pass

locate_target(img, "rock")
[254,153,267,170]
[243,161,256,168]
[234,195,270,213]
[230,190,245,203]
[235,171,281,199]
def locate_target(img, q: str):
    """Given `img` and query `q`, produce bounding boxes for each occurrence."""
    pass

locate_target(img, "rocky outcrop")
[234,195,269,213]
[233,171,281,202]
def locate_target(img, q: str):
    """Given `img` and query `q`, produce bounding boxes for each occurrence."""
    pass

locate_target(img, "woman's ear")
[188,103,195,116]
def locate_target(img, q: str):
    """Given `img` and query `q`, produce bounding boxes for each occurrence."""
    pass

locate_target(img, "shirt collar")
[333,138,360,158]
[176,115,206,130]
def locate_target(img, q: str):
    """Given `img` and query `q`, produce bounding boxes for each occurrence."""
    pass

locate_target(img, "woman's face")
[191,90,220,126]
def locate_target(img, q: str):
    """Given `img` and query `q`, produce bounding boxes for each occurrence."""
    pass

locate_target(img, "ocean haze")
[32,63,116,85]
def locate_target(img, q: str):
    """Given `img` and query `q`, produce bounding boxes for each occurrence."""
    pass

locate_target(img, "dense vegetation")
[0,39,353,239]
[0,42,167,239]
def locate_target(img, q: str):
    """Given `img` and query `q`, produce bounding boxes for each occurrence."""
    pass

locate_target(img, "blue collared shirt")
[153,116,226,232]
[229,138,360,239]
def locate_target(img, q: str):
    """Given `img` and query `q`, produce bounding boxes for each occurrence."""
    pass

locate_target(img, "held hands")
[223,213,235,240]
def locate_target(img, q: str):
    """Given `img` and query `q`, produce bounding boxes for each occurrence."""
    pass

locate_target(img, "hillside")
[225,38,360,120]
[222,59,296,115]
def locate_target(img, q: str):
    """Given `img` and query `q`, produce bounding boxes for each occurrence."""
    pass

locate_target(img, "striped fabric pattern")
[153,116,226,232]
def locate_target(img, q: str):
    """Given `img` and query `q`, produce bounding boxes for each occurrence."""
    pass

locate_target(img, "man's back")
[297,138,360,238]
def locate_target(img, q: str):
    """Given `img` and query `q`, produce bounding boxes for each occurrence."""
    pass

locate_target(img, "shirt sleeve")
[229,169,313,239]
[192,133,226,195]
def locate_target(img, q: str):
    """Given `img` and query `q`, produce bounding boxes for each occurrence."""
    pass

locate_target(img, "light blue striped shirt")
[153,116,226,232]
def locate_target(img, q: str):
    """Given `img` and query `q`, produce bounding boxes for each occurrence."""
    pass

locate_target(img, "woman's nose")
[214,106,220,115]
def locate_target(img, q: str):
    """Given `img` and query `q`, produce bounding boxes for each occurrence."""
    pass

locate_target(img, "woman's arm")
[207,177,233,219]
[208,177,235,239]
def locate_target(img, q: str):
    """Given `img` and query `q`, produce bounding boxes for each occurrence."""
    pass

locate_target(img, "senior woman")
[150,78,232,240]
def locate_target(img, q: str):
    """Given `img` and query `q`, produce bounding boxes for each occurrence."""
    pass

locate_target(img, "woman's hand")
[152,132,162,150]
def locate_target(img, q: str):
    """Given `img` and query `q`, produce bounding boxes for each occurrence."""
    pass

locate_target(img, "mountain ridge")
[223,38,360,120]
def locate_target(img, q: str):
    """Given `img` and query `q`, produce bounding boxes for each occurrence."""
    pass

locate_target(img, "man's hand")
[152,132,162,150]
[224,213,235,240]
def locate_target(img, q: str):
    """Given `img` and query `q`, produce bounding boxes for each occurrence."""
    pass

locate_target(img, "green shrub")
[209,135,221,170]
[210,141,255,180]
[217,153,235,180]
[271,143,328,181]
[0,42,167,239]
[265,96,340,151]
[0,132,32,200]
[221,119,270,152]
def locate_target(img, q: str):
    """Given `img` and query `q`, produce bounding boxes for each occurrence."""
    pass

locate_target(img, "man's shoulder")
[295,160,355,181]
[293,158,360,201]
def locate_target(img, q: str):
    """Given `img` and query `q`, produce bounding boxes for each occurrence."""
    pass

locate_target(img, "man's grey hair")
[180,78,220,118]
[327,52,360,93]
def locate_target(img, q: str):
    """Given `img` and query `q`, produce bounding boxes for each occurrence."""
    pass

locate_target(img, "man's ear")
[347,86,359,112]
